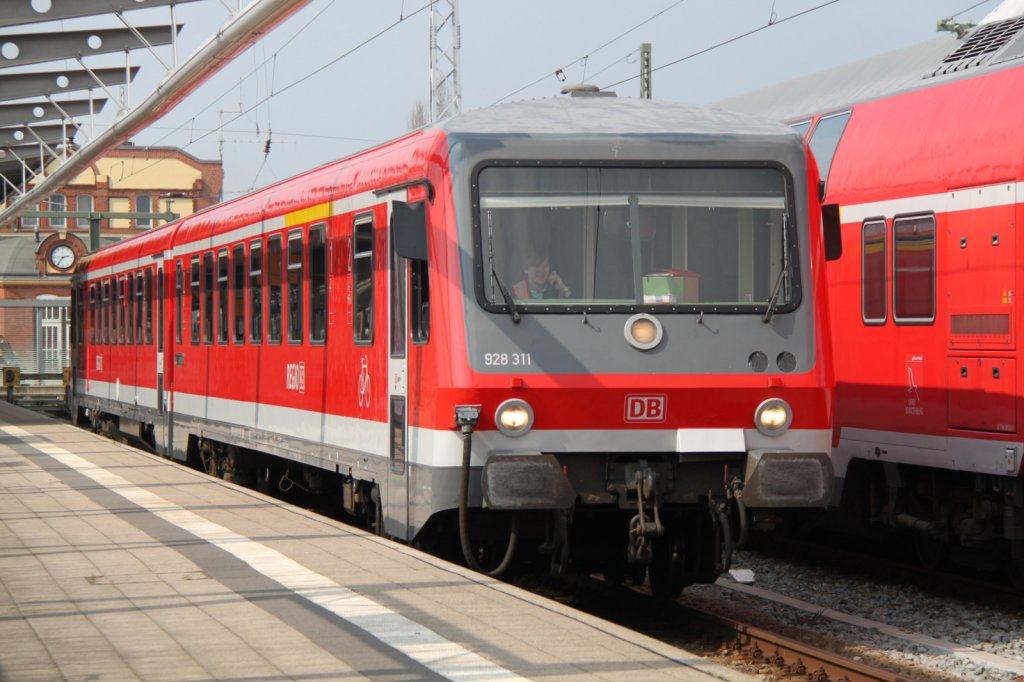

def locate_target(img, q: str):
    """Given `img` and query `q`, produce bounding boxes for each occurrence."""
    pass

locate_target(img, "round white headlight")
[624,313,663,351]
[495,398,534,437]
[754,398,792,436]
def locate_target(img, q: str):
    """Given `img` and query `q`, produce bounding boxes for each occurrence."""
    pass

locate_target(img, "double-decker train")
[70,92,835,595]
[720,7,1024,579]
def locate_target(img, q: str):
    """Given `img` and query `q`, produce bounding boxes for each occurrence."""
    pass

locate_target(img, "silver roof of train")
[441,94,798,139]
[716,12,1024,121]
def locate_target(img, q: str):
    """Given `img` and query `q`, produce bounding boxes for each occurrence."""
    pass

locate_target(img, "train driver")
[512,253,572,300]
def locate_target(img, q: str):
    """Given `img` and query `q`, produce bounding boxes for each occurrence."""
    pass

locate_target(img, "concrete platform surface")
[0,402,753,682]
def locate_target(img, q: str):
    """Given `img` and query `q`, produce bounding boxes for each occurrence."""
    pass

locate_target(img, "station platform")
[0,401,752,682]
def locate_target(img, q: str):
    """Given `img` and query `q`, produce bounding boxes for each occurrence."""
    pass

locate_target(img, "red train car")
[720,10,1024,576]
[71,93,835,594]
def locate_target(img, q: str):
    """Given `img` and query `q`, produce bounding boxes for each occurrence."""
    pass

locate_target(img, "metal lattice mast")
[429,0,461,121]
[640,43,652,99]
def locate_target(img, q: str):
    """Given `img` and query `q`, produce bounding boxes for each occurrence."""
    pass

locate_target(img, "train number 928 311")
[483,352,532,367]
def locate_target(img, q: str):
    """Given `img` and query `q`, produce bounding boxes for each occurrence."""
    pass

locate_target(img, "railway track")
[690,605,915,682]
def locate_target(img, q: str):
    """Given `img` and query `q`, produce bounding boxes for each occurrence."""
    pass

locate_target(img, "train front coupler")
[626,462,664,565]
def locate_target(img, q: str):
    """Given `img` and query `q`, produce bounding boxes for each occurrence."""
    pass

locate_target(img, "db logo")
[625,394,667,422]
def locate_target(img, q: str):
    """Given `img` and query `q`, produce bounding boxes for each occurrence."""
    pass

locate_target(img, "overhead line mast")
[429,0,461,121]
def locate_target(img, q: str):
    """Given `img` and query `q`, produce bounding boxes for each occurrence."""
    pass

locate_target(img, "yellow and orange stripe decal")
[284,202,331,228]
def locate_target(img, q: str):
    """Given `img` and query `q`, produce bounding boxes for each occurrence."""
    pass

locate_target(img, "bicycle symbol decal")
[357,356,371,408]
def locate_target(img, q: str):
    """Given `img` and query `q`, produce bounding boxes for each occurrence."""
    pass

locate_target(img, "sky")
[6,0,1006,200]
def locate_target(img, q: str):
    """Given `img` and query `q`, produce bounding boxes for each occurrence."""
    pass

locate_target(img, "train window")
[175,261,183,345]
[203,252,215,344]
[893,214,936,324]
[102,280,110,344]
[217,249,229,345]
[267,235,283,344]
[232,244,246,344]
[89,284,96,344]
[390,225,407,359]
[309,224,327,344]
[862,219,887,324]
[287,230,304,344]
[145,268,154,345]
[411,258,430,344]
[117,275,125,344]
[477,165,796,313]
[190,257,201,344]
[249,240,263,344]
[788,119,812,140]
[135,272,144,345]
[808,111,851,192]
[127,273,136,345]
[353,217,374,344]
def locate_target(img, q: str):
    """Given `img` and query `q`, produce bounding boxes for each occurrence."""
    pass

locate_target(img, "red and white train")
[721,8,1024,576]
[70,93,835,594]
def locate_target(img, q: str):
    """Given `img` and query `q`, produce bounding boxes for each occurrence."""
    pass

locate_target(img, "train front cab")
[422,112,836,594]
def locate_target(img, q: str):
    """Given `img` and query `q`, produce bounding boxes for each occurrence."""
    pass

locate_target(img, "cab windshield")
[478,165,796,312]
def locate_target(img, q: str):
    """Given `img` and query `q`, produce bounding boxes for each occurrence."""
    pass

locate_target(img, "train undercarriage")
[837,459,1024,587]
[77,404,742,598]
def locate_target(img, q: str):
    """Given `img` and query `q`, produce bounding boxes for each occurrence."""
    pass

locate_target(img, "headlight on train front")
[754,398,792,436]
[495,398,534,437]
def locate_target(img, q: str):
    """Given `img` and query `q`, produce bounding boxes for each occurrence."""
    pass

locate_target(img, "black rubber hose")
[734,493,749,549]
[716,505,734,573]
[458,426,518,577]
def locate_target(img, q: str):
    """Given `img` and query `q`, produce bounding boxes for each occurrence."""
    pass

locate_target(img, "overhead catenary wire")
[103,2,431,194]
[601,0,843,91]
[490,0,687,105]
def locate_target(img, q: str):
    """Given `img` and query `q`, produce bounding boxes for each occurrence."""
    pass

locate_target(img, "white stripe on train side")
[839,181,1021,224]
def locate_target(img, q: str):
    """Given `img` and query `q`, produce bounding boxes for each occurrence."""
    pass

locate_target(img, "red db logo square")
[625,394,667,422]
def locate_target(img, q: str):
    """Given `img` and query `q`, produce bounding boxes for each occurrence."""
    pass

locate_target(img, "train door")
[944,183,1017,433]
[386,199,411,540]
[156,264,169,456]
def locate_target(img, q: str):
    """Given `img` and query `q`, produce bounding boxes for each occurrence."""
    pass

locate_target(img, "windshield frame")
[470,159,803,316]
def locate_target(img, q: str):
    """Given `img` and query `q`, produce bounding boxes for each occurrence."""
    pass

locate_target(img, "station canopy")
[0,0,311,229]
[0,1,204,208]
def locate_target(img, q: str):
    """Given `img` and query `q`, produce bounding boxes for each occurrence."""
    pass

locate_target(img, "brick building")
[0,144,223,378]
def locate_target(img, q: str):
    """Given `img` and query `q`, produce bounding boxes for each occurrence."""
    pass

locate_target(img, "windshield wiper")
[491,266,521,324]
[485,209,521,324]
[763,264,788,324]
[763,214,791,324]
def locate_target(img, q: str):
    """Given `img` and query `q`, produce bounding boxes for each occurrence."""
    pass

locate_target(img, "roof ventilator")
[928,16,1024,77]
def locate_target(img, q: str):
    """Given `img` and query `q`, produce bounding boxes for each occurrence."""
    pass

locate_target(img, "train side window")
[217,249,229,345]
[190,257,201,344]
[411,258,430,344]
[135,271,144,345]
[390,226,407,359]
[232,244,246,344]
[267,235,283,344]
[203,252,215,344]
[808,110,851,193]
[126,273,135,345]
[287,229,304,344]
[353,216,374,345]
[117,275,125,344]
[893,214,936,324]
[103,279,110,345]
[175,261,183,344]
[145,268,154,345]
[864,218,888,321]
[89,284,96,344]
[788,118,812,140]
[249,240,263,344]
[309,224,327,344]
